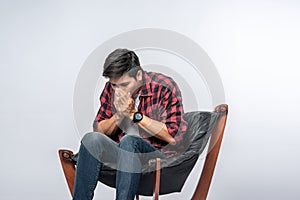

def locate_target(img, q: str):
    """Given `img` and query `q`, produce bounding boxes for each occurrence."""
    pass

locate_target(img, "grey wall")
[1,0,300,199]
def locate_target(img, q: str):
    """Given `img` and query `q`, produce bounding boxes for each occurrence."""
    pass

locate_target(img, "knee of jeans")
[119,135,140,152]
[81,132,106,148]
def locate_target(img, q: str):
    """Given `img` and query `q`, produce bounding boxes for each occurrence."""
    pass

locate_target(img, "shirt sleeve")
[94,82,114,124]
[159,84,187,141]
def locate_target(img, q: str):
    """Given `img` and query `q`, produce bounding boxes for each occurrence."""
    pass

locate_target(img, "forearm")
[93,114,120,136]
[137,115,176,145]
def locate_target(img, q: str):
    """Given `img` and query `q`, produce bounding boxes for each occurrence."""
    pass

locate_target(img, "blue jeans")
[72,132,165,200]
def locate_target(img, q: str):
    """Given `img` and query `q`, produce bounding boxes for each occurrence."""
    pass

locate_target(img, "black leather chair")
[59,104,228,200]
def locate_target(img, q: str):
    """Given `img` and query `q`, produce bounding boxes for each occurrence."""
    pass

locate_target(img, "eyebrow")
[110,82,129,86]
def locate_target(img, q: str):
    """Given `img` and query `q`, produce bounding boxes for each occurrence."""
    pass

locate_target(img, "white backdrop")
[1,0,300,199]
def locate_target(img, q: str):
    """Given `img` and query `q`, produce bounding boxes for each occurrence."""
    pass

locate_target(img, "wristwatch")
[132,111,143,123]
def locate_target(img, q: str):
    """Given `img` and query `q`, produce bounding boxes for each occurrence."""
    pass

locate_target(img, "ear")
[136,70,142,81]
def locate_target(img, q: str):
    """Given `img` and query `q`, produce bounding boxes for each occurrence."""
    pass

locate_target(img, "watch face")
[135,113,142,120]
[133,112,143,122]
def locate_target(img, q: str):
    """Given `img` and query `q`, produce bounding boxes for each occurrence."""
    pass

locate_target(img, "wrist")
[129,109,137,121]
[139,116,152,127]
[114,113,123,124]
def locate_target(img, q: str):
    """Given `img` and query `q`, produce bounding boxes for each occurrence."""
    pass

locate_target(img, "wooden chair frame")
[59,104,228,199]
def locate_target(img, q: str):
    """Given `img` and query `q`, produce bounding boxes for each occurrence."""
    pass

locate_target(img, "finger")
[119,96,128,105]
[121,90,131,99]
[117,88,126,96]
[114,97,119,105]
[114,88,123,97]
[114,102,119,109]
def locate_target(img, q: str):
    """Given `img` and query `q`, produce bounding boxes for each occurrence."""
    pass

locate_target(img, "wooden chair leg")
[153,158,161,200]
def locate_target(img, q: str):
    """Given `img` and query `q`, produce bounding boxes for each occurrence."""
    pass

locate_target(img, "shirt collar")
[140,71,153,97]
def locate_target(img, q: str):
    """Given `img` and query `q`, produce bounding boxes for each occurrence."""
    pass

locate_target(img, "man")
[73,48,187,200]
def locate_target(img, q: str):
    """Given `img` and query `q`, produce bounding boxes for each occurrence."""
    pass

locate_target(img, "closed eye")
[120,83,129,87]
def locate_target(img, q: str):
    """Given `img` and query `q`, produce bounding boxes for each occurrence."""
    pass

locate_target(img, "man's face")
[109,70,143,96]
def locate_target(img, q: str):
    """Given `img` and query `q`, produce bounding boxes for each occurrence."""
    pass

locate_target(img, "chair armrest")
[58,149,76,197]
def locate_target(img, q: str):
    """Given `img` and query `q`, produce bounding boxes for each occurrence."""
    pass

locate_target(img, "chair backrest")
[136,104,228,197]
[183,110,218,156]
[157,104,223,169]
[191,104,228,200]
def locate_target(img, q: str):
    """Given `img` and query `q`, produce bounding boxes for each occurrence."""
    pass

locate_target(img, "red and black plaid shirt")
[94,71,187,156]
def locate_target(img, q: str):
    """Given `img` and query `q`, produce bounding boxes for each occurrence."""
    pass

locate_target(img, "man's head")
[103,49,143,96]
[103,48,142,79]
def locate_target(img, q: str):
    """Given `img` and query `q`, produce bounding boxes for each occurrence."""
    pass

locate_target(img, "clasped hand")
[113,88,135,119]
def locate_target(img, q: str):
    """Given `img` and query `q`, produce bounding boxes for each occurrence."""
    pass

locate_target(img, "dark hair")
[102,48,142,79]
